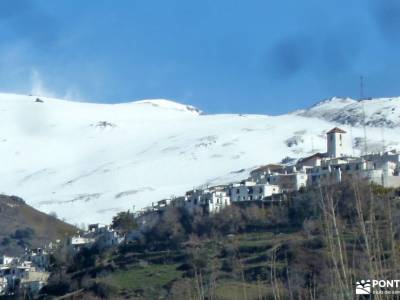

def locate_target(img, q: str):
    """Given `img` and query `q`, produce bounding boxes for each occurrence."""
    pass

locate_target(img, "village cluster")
[0,223,124,297]
[135,127,400,227]
[2,127,400,297]
[0,247,52,297]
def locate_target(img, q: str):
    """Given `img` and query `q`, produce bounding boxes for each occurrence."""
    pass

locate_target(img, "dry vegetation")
[0,194,76,255]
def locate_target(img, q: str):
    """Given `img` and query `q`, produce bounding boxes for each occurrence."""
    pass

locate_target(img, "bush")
[1,237,11,246]
[12,227,35,239]
[90,282,115,298]
[289,189,319,228]
[41,281,71,296]
[71,246,99,271]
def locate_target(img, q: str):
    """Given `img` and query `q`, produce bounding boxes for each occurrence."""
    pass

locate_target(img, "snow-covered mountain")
[0,93,399,225]
[294,96,400,128]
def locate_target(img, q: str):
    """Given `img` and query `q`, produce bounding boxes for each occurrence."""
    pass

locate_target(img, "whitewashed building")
[184,186,231,213]
[152,199,172,211]
[268,172,307,192]
[229,181,280,202]
[70,224,124,250]
[69,235,95,251]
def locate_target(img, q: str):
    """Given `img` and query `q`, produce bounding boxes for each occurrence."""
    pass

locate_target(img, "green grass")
[103,264,182,291]
[215,280,273,300]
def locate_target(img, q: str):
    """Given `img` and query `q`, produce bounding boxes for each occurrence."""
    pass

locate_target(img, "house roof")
[251,164,283,174]
[297,152,326,164]
[327,127,346,134]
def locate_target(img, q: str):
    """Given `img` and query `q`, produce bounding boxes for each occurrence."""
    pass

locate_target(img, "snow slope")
[294,96,400,128]
[0,93,398,224]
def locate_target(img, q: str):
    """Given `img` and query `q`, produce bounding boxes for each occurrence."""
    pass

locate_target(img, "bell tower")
[327,127,346,158]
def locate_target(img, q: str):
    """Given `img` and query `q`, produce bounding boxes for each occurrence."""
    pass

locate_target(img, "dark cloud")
[266,35,315,79]
[265,23,364,84]
[369,0,400,42]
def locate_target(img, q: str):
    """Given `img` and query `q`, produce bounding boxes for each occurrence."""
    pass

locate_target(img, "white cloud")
[30,69,55,97]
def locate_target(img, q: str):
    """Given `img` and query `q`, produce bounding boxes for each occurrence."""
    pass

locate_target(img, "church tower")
[327,127,346,158]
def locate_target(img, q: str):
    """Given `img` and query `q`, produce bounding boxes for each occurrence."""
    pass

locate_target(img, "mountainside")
[293,96,400,128]
[0,93,399,224]
[0,194,76,255]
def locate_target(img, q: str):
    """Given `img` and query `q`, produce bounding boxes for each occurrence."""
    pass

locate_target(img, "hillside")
[0,194,76,255]
[293,96,400,128]
[0,93,399,224]
[42,181,400,299]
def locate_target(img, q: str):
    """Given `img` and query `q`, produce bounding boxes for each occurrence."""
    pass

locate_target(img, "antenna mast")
[360,75,364,99]
[360,76,368,155]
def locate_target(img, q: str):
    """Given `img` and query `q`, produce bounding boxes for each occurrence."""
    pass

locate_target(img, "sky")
[0,0,400,114]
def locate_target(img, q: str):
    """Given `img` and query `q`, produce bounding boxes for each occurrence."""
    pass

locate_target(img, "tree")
[111,211,137,234]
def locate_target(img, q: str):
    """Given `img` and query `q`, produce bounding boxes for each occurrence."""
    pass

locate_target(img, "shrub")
[12,227,35,239]
[90,282,115,299]
[1,237,11,246]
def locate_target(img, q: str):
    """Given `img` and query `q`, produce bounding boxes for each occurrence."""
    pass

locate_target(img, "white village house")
[228,181,281,202]
[183,186,231,213]
[68,223,124,252]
